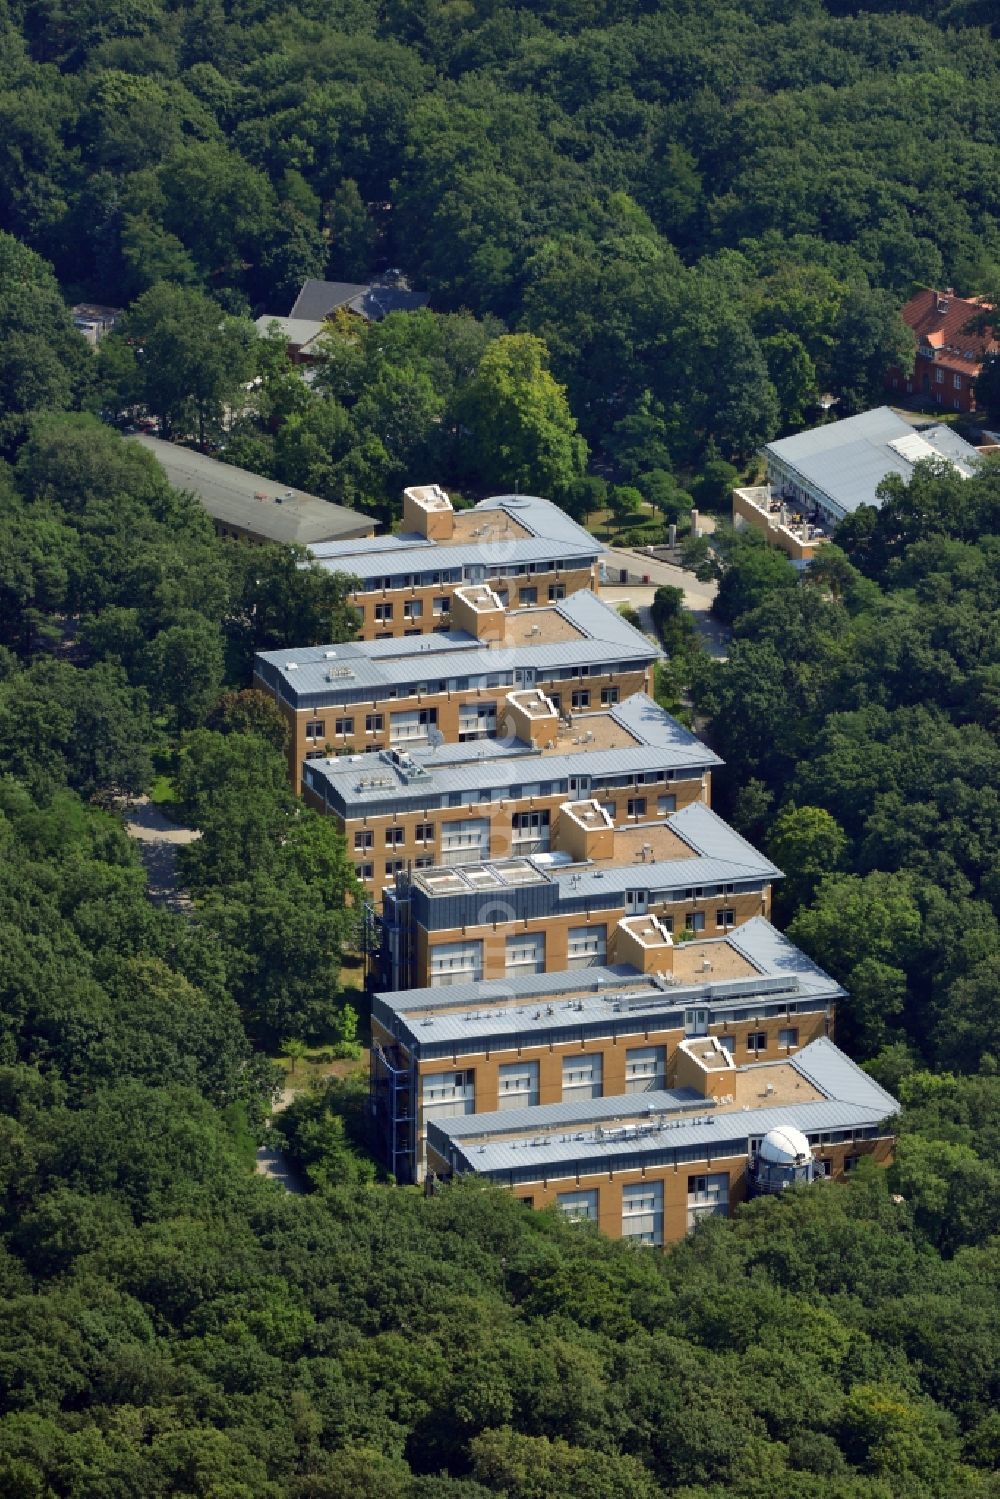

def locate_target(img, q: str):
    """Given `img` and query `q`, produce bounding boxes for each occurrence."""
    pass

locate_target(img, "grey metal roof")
[304,693,720,813]
[289,279,369,320]
[255,591,660,703]
[309,533,434,560]
[431,1037,899,1177]
[765,406,981,518]
[669,801,781,870]
[307,495,603,579]
[129,436,370,545]
[373,917,841,1052]
[377,916,838,1021]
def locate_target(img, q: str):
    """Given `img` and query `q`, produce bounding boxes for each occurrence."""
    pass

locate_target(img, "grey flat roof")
[431,1038,900,1178]
[407,802,782,905]
[255,590,660,703]
[373,916,843,1051]
[765,406,981,517]
[308,494,603,578]
[303,693,721,813]
[130,436,371,545]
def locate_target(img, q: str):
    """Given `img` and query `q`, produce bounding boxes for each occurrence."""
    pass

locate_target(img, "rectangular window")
[548,584,566,601]
[374,602,394,621]
[686,1172,729,1231]
[353,830,373,852]
[390,707,438,743]
[403,599,423,619]
[334,717,354,737]
[602,800,616,820]
[421,1069,475,1121]
[601,686,620,706]
[385,826,405,847]
[687,911,706,933]
[571,689,591,710]
[415,823,434,844]
[458,703,497,740]
[625,1045,666,1093]
[953,373,962,389]
[520,587,537,605]
[715,908,735,929]
[384,859,404,877]
[627,797,647,819]
[567,924,607,969]
[779,1027,799,1050]
[365,713,384,735]
[511,809,550,851]
[505,931,545,977]
[935,367,944,384]
[657,793,677,816]
[556,1188,598,1223]
[844,1154,861,1173]
[429,940,483,987]
[717,1035,734,1056]
[497,1061,539,1110]
[746,1031,767,1054]
[622,1179,663,1245]
[432,596,450,616]
[355,862,374,881]
[305,719,325,740]
[440,817,490,864]
[562,1053,602,1101]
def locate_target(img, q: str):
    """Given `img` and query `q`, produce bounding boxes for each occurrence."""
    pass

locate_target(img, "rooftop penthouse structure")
[301,690,722,900]
[371,915,844,1182]
[308,486,604,639]
[426,1036,900,1244]
[254,589,660,790]
[375,800,782,992]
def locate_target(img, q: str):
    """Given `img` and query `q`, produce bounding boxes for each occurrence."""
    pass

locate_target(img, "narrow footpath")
[255,1087,307,1194]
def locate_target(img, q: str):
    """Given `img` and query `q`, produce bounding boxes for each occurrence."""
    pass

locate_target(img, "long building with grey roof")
[301,690,722,901]
[308,485,604,640]
[130,434,372,546]
[424,1035,900,1244]
[371,915,845,1182]
[375,799,783,992]
[254,587,661,790]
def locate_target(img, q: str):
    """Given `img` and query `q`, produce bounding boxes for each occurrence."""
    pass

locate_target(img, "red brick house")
[886,287,997,414]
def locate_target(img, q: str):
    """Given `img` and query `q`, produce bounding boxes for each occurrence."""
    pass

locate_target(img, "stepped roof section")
[373,915,844,1055]
[254,589,660,707]
[402,801,782,925]
[302,692,720,815]
[429,1037,900,1180]
[308,492,604,583]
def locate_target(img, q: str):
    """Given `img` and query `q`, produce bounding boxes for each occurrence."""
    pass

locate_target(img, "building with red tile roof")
[886,287,997,413]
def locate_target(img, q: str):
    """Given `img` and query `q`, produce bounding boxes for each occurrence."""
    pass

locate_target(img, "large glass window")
[622,1180,664,1245]
[497,1061,539,1110]
[562,1054,602,1100]
[625,1046,666,1093]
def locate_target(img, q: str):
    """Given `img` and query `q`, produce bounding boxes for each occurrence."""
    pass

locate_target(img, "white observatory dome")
[758,1126,812,1167]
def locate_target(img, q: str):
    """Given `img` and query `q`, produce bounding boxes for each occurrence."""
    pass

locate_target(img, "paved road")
[601,549,730,661]
[122,796,200,913]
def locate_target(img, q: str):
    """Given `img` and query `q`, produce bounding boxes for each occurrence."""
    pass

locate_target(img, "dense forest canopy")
[1,0,1000,1494]
[2,0,999,484]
